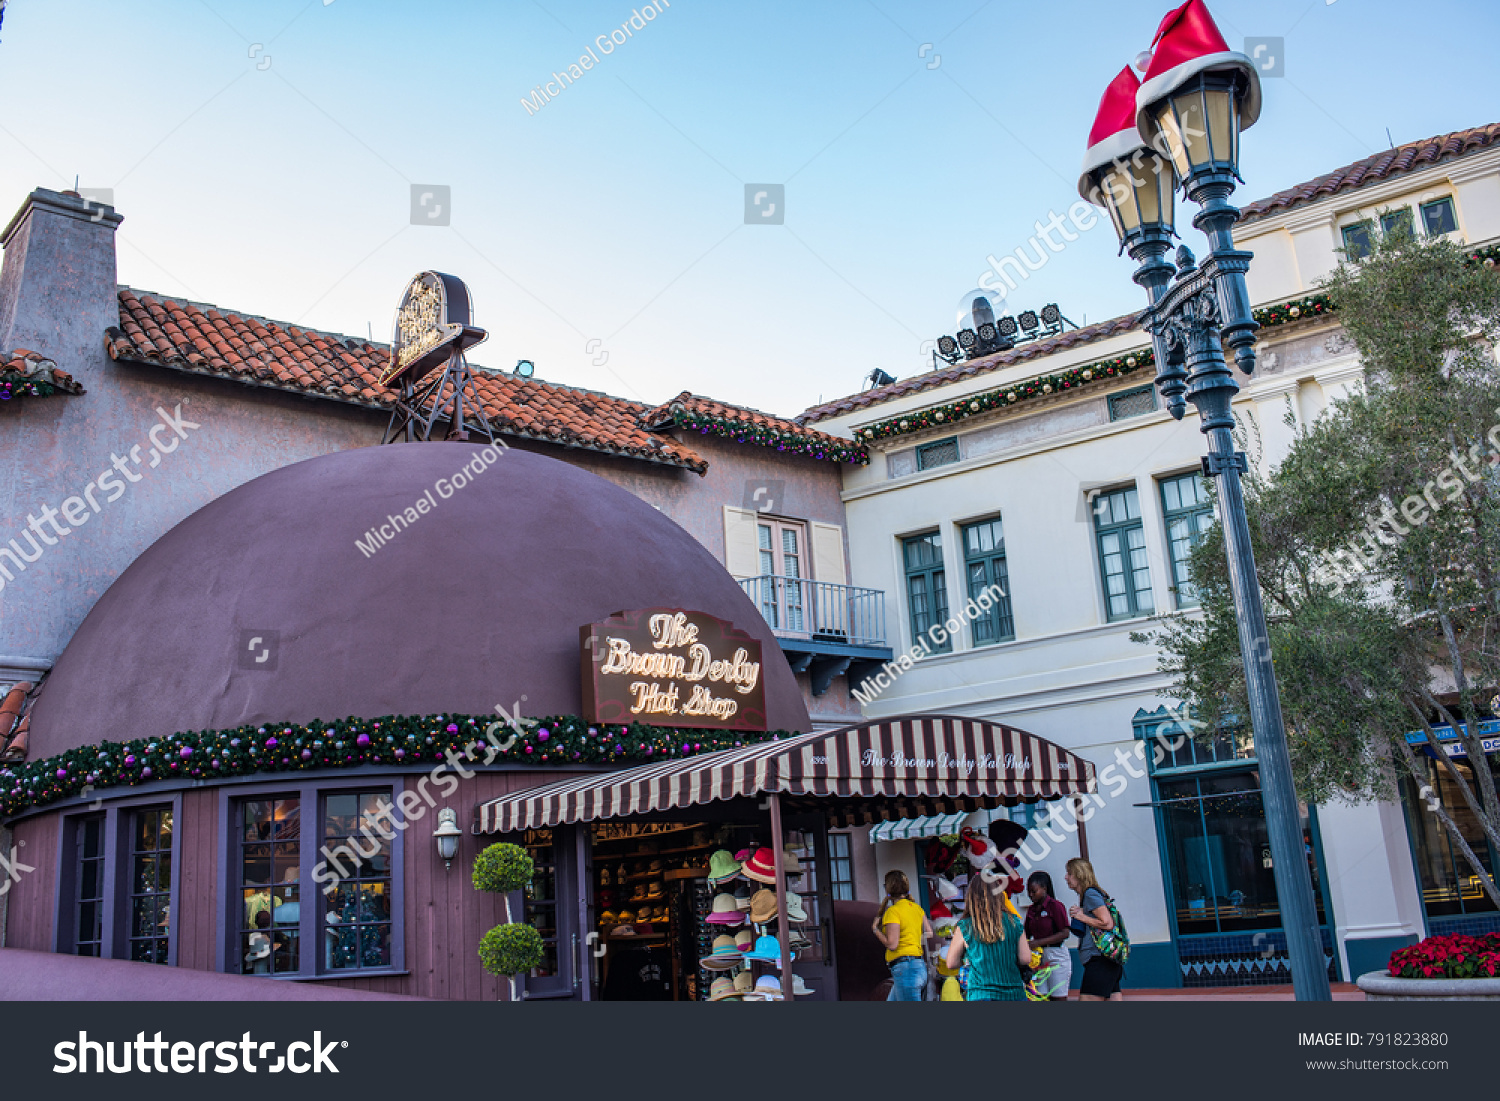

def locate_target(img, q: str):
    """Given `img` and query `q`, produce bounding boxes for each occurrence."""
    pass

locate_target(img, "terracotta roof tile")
[107,289,709,474]
[641,392,865,462]
[1,348,85,395]
[798,312,1141,424]
[1239,123,1500,223]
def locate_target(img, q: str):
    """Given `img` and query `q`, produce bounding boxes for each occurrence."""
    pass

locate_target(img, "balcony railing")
[737,576,887,648]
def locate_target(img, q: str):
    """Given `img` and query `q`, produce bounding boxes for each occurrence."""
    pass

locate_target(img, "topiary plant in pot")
[472,842,534,923]
[479,922,546,1003]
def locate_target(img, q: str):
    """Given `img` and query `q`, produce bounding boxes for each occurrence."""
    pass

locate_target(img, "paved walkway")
[1107,982,1364,1001]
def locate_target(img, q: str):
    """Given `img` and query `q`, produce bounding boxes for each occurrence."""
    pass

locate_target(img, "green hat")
[706,849,742,884]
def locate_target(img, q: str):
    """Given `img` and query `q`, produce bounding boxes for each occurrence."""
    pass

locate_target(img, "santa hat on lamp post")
[1078,65,1146,203]
[1134,0,1262,141]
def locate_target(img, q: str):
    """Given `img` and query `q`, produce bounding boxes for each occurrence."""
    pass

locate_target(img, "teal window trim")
[1094,486,1154,621]
[1341,221,1373,260]
[916,436,960,471]
[1420,196,1457,236]
[961,518,1015,645]
[1108,385,1157,421]
[1159,472,1214,609]
[902,531,950,653]
[1380,207,1414,240]
[1397,762,1500,920]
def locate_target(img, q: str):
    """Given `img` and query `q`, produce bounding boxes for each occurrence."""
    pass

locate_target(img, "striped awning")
[477,714,1096,834]
[868,812,972,843]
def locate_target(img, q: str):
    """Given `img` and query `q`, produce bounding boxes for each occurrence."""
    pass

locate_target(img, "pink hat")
[1135,0,1261,142]
[705,893,745,925]
[1079,65,1147,202]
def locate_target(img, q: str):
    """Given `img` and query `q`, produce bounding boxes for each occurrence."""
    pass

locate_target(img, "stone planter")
[1357,970,1500,1001]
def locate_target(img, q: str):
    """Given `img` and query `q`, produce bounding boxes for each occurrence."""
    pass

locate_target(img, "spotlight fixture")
[998,316,1019,337]
[1040,303,1061,326]
[956,328,977,350]
[514,359,535,378]
[936,335,959,359]
[866,368,896,388]
[1018,310,1039,332]
[929,293,1074,365]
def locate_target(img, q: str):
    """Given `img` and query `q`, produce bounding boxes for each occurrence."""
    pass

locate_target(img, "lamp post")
[1081,1,1331,1001]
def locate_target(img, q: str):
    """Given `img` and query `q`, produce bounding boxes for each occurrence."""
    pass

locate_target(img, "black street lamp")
[1081,0,1332,1001]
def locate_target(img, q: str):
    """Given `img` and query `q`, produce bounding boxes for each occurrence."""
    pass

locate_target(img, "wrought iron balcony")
[737,575,887,648]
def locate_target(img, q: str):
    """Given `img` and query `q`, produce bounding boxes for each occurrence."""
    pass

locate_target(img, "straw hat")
[785,892,808,923]
[790,973,815,996]
[741,847,777,884]
[744,974,784,1001]
[748,889,778,924]
[708,975,743,1001]
[781,848,804,874]
[732,883,753,911]
[734,928,756,952]
[706,894,745,925]
[706,850,741,884]
[700,935,742,970]
[733,969,755,994]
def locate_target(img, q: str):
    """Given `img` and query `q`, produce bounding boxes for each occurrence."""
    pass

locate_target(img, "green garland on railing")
[0,713,790,817]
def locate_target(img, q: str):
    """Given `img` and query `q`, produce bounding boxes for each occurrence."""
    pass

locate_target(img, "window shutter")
[810,522,847,585]
[723,506,761,578]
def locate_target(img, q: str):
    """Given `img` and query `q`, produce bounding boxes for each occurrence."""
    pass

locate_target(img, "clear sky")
[2,0,1495,416]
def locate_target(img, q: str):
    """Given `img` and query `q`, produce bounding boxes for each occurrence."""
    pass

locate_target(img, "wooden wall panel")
[4,812,59,951]
[175,788,218,971]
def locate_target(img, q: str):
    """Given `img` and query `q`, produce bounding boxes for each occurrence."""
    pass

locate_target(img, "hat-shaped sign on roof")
[1078,65,1145,201]
[1135,0,1261,142]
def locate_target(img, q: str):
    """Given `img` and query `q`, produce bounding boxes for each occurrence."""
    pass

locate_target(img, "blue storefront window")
[1134,707,1337,986]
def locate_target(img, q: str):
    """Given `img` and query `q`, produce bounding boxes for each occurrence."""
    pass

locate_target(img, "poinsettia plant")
[1387,933,1500,980]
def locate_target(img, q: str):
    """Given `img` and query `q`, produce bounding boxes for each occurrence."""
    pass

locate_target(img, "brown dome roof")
[30,444,810,759]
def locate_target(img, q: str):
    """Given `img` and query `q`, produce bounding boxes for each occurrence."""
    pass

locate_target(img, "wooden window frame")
[217,779,406,980]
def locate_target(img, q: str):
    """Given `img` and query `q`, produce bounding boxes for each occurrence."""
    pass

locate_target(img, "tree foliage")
[1136,232,1500,906]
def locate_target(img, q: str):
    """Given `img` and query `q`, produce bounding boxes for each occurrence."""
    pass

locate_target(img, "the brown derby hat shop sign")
[380,270,486,388]
[582,609,766,731]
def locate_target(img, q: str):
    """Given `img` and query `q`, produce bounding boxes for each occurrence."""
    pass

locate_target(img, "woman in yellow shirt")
[870,871,934,1000]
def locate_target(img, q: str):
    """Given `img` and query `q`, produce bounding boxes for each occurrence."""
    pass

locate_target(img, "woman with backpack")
[1066,857,1125,1001]
[944,873,1031,1001]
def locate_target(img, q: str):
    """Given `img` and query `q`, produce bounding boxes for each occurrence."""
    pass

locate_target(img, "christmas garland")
[672,410,868,466]
[0,373,62,400]
[0,712,790,818]
[856,347,1157,443]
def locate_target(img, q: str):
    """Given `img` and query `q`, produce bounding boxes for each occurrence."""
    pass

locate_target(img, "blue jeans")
[887,956,926,1001]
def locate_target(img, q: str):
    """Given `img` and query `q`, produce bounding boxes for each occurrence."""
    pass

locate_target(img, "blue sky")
[2,0,1495,415]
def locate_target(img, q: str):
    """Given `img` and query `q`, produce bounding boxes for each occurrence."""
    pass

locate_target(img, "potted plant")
[479,923,546,1003]
[473,842,540,1000]
[1357,933,1500,1001]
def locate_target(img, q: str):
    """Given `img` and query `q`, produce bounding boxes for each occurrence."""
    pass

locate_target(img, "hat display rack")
[698,833,816,1002]
[592,822,715,1000]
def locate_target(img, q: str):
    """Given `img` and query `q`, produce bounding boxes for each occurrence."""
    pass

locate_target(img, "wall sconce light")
[434,807,462,869]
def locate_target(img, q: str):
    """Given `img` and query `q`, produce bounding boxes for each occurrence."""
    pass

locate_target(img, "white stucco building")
[800,123,1500,988]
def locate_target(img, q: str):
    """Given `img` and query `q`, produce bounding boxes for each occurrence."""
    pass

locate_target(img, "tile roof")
[106,288,708,473]
[642,391,866,463]
[1,348,84,395]
[797,311,1141,424]
[1239,123,1500,222]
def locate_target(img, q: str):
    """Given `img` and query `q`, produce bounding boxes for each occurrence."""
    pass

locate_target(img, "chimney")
[0,187,123,388]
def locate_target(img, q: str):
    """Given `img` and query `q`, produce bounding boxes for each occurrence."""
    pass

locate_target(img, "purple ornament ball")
[356,733,371,747]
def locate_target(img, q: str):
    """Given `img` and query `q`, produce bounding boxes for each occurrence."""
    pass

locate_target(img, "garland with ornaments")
[857,291,1364,445]
[669,407,868,465]
[0,372,63,401]
[0,712,789,818]
[856,346,1158,443]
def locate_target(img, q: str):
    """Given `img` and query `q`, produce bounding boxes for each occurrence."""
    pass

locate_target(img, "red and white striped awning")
[476,714,1097,834]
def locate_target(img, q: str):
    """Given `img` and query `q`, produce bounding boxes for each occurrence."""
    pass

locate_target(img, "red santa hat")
[1078,65,1146,203]
[1135,0,1261,142]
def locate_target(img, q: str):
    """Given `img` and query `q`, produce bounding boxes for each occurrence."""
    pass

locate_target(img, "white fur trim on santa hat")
[1134,50,1262,147]
[1078,126,1148,202]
